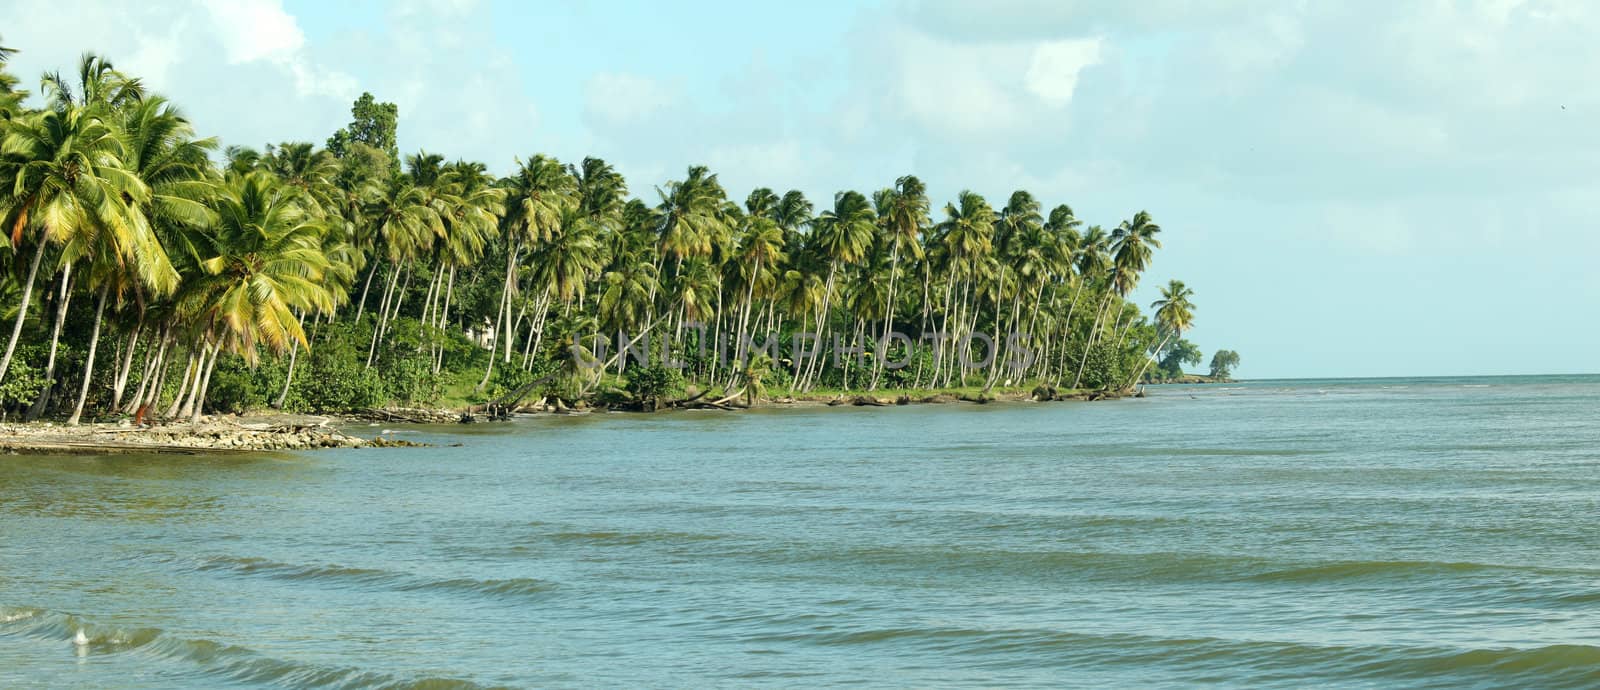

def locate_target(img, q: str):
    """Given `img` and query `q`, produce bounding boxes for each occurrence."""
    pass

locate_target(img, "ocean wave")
[0,606,497,689]
[735,620,1600,685]
[183,555,557,601]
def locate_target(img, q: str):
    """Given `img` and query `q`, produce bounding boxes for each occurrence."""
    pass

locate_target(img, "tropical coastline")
[0,42,1237,438]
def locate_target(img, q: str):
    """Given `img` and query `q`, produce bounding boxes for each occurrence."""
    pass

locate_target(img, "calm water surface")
[3,376,1599,688]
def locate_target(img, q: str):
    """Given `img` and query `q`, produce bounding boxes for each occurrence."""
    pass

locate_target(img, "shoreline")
[0,383,1187,455]
[0,415,427,456]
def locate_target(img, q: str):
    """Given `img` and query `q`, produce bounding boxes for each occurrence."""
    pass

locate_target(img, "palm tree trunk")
[274,311,306,409]
[177,344,209,419]
[367,265,401,367]
[26,264,73,421]
[434,265,456,374]
[870,243,900,391]
[111,317,144,412]
[1072,292,1113,389]
[1128,331,1174,390]
[142,336,173,418]
[190,343,220,425]
[1050,285,1083,380]
[732,258,760,387]
[165,349,197,419]
[477,250,517,392]
[421,262,442,336]
[355,259,380,323]
[0,246,47,387]
[126,324,167,414]
[912,263,933,388]
[801,261,838,391]
[66,286,108,425]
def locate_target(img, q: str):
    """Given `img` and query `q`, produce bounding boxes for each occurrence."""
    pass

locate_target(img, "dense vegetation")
[0,44,1229,422]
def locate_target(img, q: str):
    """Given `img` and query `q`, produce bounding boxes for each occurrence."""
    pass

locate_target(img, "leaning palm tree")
[70,94,217,423]
[801,190,876,389]
[176,172,334,421]
[867,175,928,389]
[0,101,170,386]
[930,191,995,386]
[0,35,24,120]
[477,154,573,390]
[729,215,785,373]
[1128,279,1195,386]
[362,171,440,366]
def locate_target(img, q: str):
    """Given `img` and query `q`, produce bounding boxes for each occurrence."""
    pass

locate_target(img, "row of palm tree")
[0,45,1198,422]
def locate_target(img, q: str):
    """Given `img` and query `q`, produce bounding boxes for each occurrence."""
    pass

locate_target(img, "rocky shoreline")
[0,416,428,455]
[0,385,1179,455]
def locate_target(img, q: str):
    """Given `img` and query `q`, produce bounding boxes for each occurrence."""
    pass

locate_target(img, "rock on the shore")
[0,421,422,454]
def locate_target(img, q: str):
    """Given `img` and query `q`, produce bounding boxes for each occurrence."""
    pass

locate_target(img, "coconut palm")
[867,175,928,389]
[0,36,23,120]
[0,99,168,386]
[801,190,875,389]
[74,94,216,422]
[1129,279,1195,386]
[176,172,334,420]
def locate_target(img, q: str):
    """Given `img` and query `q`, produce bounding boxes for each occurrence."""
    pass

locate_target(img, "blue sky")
[4,0,1596,379]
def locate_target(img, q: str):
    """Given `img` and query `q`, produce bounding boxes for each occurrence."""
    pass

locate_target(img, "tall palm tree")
[0,95,169,386]
[930,191,995,386]
[0,35,24,121]
[730,215,785,372]
[478,154,573,389]
[868,175,928,389]
[78,94,216,422]
[1129,279,1195,386]
[362,171,439,366]
[1110,211,1162,302]
[801,190,875,389]
[176,172,334,421]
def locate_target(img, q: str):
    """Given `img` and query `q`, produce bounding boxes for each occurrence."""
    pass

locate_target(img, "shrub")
[623,363,682,405]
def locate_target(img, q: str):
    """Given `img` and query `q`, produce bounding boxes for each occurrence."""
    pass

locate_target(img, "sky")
[3,0,1596,379]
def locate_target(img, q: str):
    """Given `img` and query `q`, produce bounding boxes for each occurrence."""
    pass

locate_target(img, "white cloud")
[199,0,304,64]
[1024,38,1103,107]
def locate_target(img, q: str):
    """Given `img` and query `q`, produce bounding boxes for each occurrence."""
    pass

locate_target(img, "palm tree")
[76,94,216,422]
[802,190,876,389]
[931,191,995,386]
[176,172,334,421]
[0,36,24,121]
[1110,211,1162,302]
[729,214,785,374]
[478,154,572,390]
[422,160,502,373]
[0,91,171,387]
[868,175,928,389]
[1129,279,1195,386]
[362,171,439,366]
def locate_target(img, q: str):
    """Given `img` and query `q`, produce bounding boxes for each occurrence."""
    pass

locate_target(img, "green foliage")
[1210,349,1241,379]
[206,355,267,414]
[623,363,682,405]
[291,325,386,412]
[326,92,398,162]
[374,317,441,404]
[0,344,47,417]
[1157,338,1203,379]
[1078,342,1125,390]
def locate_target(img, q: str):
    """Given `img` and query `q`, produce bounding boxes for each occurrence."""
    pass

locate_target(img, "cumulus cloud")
[199,0,305,64]
[1025,38,1103,107]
